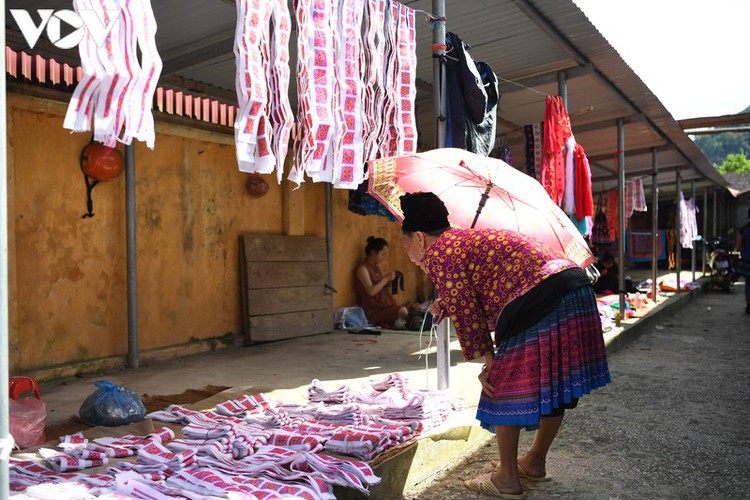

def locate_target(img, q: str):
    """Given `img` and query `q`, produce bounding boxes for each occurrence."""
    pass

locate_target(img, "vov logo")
[10,9,122,50]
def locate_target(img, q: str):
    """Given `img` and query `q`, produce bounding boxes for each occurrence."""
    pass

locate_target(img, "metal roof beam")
[572,113,644,135]
[685,126,750,135]
[678,112,750,130]
[591,164,689,183]
[588,145,670,163]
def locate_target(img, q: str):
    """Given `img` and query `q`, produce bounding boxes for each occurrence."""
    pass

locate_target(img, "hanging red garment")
[540,95,572,206]
[574,143,594,220]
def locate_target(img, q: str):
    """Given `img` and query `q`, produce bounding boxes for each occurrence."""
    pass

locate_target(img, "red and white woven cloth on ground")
[64,0,162,148]
[308,378,355,404]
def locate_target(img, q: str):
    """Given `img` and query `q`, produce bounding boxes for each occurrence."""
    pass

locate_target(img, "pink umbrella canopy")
[367,148,596,268]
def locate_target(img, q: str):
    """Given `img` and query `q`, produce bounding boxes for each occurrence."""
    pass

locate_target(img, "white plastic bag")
[334,306,370,329]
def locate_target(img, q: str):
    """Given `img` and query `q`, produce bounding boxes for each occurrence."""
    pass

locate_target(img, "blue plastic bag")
[79,380,146,427]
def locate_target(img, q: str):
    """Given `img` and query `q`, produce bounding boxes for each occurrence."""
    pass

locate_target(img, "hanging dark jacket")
[444,32,499,156]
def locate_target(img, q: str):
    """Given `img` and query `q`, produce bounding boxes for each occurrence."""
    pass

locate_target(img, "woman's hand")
[478,364,493,397]
[429,298,445,323]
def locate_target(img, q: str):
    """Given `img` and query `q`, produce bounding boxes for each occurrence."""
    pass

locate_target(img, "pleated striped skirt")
[476,285,611,431]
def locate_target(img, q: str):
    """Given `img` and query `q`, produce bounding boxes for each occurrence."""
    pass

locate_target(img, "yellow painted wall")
[331,189,427,310]
[8,93,421,373]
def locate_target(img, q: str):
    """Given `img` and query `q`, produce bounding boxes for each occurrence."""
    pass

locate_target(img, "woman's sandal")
[489,461,552,482]
[464,472,526,499]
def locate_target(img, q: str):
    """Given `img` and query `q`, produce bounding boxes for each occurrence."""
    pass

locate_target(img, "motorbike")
[706,238,736,293]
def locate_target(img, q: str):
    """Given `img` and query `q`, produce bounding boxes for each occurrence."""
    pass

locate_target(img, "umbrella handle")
[471,183,493,229]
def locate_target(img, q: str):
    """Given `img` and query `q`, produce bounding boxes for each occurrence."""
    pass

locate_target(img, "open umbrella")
[367,147,596,268]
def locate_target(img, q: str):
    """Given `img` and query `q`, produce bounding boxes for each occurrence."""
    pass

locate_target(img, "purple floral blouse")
[422,228,576,361]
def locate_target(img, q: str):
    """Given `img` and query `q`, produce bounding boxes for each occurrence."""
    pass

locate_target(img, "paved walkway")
[405,280,750,499]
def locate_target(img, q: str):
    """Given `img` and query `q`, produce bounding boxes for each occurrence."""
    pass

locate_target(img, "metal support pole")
[617,119,626,318]
[432,0,447,150]
[712,191,717,239]
[0,2,10,493]
[691,180,696,282]
[557,70,568,110]
[432,0,449,390]
[126,143,139,368]
[325,184,334,320]
[675,171,682,293]
[650,148,659,302]
[703,188,708,276]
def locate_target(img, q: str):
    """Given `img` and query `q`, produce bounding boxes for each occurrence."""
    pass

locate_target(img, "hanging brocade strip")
[64,0,162,148]
[394,3,417,154]
[331,0,366,189]
[268,0,294,184]
[361,0,388,162]
[234,0,274,175]
[292,0,418,184]
[291,0,337,185]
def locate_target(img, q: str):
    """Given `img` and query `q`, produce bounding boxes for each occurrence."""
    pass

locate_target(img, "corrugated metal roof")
[4,0,729,193]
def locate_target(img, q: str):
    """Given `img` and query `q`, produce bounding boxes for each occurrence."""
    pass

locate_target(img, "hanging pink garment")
[624,177,647,228]
[64,0,162,148]
[680,193,698,249]
[562,136,577,215]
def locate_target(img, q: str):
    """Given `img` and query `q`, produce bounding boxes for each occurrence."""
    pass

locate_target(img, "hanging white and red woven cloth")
[290,0,418,188]
[64,0,162,148]
[234,0,294,183]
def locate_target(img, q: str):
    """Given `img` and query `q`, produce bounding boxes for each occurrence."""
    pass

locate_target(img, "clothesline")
[496,74,547,97]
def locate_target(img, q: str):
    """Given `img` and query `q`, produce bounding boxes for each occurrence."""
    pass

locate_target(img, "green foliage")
[692,104,750,168]
[693,132,750,166]
[716,153,750,174]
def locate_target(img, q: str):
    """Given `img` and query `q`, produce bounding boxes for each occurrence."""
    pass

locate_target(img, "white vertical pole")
[432,0,449,390]
[1,1,11,495]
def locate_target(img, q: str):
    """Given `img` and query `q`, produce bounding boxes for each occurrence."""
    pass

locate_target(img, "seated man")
[594,252,619,294]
